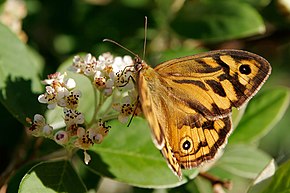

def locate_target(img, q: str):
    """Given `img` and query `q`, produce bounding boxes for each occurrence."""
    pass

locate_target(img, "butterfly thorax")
[134,57,160,93]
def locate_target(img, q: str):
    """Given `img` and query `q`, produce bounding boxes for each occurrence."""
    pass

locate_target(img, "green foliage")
[19,161,87,193]
[230,87,290,144]
[0,23,44,125]
[171,1,265,42]
[250,159,290,193]
[1,0,290,192]
[85,118,198,188]
[214,145,272,179]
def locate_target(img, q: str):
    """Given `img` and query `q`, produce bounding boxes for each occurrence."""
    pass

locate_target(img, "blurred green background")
[1,0,290,192]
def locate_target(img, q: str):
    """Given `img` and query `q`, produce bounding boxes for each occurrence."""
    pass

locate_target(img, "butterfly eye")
[239,64,251,75]
[134,57,144,71]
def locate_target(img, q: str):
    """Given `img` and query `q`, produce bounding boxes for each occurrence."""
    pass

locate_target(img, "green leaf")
[248,160,276,193]
[230,87,290,144]
[120,0,150,8]
[19,160,87,193]
[259,160,290,193]
[253,159,275,184]
[0,23,44,125]
[239,0,271,8]
[0,0,6,8]
[171,1,265,42]
[75,159,101,191]
[188,146,271,192]
[82,118,198,188]
[169,178,201,193]
[203,0,272,8]
[157,48,207,64]
[215,144,272,179]
[7,161,40,193]
[232,105,247,129]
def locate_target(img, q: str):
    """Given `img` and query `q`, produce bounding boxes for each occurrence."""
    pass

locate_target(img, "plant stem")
[102,113,119,122]
[199,172,232,191]
[89,88,101,127]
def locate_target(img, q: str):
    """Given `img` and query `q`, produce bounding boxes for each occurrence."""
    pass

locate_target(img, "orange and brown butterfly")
[105,29,271,179]
[131,49,271,179]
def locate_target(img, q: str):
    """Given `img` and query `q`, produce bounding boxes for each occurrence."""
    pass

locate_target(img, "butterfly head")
[133,56,147,72]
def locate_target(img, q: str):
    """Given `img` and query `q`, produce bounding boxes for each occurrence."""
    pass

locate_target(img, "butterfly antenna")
[142,16,148,60]
[103,39,139,58]
[127,17,148,127]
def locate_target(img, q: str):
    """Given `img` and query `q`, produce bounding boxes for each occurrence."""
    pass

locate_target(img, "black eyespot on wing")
[239,64,251,75]
[182,140,191,150]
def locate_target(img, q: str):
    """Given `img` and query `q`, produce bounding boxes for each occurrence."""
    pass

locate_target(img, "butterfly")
[132,49,271,179]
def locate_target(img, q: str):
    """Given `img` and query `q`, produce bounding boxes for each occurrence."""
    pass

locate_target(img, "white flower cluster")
[70,53,135,95]
[38,72,79,109]
[27,52,142,164]
[71,52,141,123]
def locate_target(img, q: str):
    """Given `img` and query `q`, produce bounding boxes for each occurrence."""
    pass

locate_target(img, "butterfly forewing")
[136,49,271,179]
[155,50,271,117]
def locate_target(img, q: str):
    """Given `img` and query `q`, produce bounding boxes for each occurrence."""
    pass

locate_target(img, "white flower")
[96,120,110,137]
[38,72,76,109]
[75,127,93,150]
[84,54,97,76]
[88,127,104,144]
[38,85,69,109]
[113,104,134,124]
[108,55,135,90]
[98,52,114,67]
[70,55,85,73]
[91,133,103,144]
[103,78,114,96]
[63,108,84,127]
[70,55,97,75]
[112,55,133,73]
[114,70,134,90]
[86,120,110,144]
[64,78,76,90]
[34,114,45,126]
[41,72,65,85]
[58,90,82,109]
[112,90,140,123]
[42,124,53,137]
[26,114,45,136]
[93,72,106,89]
[77,127,86,137]
[54,130,69,145]
[38,86,57,108]
[27,114,53,137]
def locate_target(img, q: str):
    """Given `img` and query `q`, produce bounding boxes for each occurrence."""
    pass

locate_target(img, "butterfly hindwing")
[168,114,232,169]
